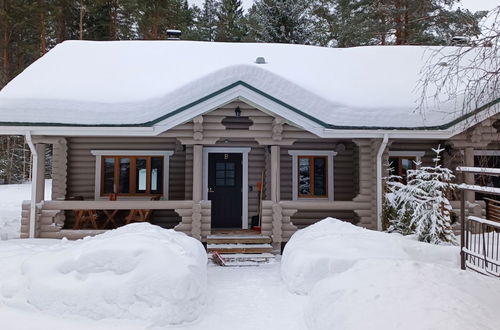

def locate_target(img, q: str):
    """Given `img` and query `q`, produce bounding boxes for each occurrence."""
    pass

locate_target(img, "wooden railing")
[457,166,500,277]
[21,199,211,240]
[42,200,196,210]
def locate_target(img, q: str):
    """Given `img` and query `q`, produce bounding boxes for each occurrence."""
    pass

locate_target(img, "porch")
[21,102,500,244]
[21,131,374,245]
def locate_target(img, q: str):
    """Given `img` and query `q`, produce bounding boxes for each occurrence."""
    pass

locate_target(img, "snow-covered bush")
[0,223,207,326]
[305,259,500,330]
[281,218,457,295]
[385,146,457,245]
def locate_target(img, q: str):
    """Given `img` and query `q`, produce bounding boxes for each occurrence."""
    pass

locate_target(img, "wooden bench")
[484,198,500,223]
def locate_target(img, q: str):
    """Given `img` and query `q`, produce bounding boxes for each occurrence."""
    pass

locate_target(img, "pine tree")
[248,0,313,44]
[312,0,376,47]
[215,0,244,41]
[80,0,138,40]
[135,0,194,40]
[194,0,219,41]
[373,0,484,46]
[385,146,457,245]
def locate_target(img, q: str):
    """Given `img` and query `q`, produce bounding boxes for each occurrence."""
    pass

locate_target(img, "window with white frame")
[91,150,173,199]
[288,150,336,200]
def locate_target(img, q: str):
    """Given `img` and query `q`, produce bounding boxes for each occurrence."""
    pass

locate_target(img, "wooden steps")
[207,233,275,266]
[207,234,272,244]
[207,243,273,254]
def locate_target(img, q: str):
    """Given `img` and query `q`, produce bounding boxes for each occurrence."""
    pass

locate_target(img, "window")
[91,150,173,199]
[101,156,164,196]
[288,150,336,201]
[215,162,236,187]
[298,156,328,197]
[389,156,417,183]
[388,151,425,184]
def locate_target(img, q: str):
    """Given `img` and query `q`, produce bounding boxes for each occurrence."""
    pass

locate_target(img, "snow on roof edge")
[0,40,497,131]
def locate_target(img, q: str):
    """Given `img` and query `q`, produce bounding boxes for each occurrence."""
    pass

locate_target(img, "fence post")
[460,189,466,270]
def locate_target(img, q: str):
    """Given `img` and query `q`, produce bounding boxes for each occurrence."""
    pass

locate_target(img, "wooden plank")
[207,237,272,244]
[207,247,273,254]
[43,200,195,210]
[456,166,500,176]
[459,184,500,196]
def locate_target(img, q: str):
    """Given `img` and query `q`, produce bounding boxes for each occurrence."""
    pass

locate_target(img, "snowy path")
[185,262,307,330]
[0,257,307,330]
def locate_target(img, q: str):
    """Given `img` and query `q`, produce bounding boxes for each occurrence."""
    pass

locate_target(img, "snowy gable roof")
[0,40,495,130]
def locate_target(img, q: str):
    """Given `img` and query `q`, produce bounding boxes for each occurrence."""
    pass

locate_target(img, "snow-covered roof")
[0,40,496,131]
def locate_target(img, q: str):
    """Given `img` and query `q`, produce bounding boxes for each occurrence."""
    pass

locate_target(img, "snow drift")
[281,218,458,294]
[0,223,207,326]
[305,259,500,330]
[0,180,51,240]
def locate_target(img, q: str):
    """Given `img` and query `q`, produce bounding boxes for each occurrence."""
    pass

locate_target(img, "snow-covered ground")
[0,183,498,329]
[281,218,459,294]
[305,259,500,330]
[0,224,208,327]
[283,219,500,330]
[0,180,51,240]
[0,249,306,330]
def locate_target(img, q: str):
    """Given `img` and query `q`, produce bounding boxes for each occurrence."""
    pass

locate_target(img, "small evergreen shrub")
[384,146,457,245]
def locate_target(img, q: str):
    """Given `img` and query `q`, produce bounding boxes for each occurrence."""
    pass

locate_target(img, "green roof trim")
[0,81,499,131]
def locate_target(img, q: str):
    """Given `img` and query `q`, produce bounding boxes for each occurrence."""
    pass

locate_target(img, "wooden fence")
[457,167,500,277]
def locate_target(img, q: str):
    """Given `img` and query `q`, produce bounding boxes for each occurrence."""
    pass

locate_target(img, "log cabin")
[0,40,498,250]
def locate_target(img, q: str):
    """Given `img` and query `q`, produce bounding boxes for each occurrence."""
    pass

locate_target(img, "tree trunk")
[79,2,85,40]
[56,1,67,43]
[38,0,47,56]
[110,0,118,40]
[394,0,403,45]
[2,29,9,84]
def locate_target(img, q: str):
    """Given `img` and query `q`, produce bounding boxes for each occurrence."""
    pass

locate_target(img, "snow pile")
[305,259,500,330]
[0,180,51,240]
[0,223,207,326]
[281,218,458,294]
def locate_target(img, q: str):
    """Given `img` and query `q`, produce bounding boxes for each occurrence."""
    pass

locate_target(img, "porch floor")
[210,229,261,235]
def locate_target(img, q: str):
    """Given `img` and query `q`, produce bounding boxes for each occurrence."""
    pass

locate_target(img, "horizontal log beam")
[263,200,368,210]
[39,200,211,211]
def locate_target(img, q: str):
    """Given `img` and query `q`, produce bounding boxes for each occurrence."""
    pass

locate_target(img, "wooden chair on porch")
[124,195,161,225]
[69,196,100,230]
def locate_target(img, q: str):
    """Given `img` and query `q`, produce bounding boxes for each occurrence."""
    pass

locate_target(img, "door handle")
[208,187,214,193]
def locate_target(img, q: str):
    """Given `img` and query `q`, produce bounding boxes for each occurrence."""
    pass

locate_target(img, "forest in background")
[0,0,490,183]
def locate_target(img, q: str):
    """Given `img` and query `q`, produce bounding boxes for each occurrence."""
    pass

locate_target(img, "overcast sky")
[456,0,500,12]
[187,0,499,12]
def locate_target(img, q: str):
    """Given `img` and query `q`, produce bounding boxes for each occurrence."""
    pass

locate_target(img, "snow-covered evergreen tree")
[248,0,314,44]
[385,146,457,245]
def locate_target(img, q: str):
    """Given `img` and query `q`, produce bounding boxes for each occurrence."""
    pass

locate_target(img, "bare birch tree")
[418,6,500,119]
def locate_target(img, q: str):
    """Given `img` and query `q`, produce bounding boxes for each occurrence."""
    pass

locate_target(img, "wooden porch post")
[270,145,280,202]
[192,144,203,202]
[27,142,46,238]
[35,144,46,203]
[464,147,475,203]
